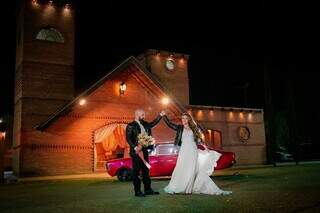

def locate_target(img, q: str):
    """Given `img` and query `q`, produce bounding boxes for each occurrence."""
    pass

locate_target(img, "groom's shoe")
[145,189,160,195]
[135,192,145,197]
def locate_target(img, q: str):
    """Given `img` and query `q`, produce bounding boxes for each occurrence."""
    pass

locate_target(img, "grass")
[0,164,320,213]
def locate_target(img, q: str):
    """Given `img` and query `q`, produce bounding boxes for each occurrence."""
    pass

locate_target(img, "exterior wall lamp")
[120,82,127,95]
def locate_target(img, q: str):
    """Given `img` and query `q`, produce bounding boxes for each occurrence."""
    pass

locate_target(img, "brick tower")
[137,49,190,106]
[13,0,75,175]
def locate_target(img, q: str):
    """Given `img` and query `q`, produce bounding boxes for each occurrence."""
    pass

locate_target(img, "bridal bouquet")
[138,133,156,147]
[137,133,155,169]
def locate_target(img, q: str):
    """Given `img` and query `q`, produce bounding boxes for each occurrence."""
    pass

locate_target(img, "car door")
[156,144,179,176]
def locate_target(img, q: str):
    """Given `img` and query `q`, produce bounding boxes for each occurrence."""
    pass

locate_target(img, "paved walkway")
[19,172,114,182]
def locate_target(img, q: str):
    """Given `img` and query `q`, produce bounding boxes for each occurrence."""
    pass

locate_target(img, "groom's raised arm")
[148,114,162,128]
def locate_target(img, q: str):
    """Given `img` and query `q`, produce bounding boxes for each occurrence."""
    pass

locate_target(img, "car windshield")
[149,144,179,156]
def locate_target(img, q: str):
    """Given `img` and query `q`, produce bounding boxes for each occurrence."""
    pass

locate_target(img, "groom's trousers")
[131,154,151,193]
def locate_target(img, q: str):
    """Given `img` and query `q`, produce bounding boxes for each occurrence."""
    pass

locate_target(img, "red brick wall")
[190,107,267,165]
[13,1,75,176]
[138,50,190,106]
[23,2,75,65]
[19,68,178,176]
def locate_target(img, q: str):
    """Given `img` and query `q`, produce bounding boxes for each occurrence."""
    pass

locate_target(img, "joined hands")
[160,110,166,116]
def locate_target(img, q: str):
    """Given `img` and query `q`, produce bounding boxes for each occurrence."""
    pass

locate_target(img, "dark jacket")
[163,115,202,146]
[126,115,162,157]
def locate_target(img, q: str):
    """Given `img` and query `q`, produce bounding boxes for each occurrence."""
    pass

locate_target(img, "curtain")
[94,124,118,144]
[94,123,128,154]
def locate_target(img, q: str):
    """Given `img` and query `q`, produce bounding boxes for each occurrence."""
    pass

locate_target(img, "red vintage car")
[106,142,236,181]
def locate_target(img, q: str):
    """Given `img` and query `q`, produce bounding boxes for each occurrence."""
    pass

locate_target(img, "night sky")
[1,1,319,146]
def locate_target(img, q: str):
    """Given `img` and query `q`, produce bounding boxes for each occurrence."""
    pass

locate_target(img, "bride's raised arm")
[163,115,179,131]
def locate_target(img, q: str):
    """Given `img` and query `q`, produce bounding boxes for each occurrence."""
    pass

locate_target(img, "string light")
[64,3,70,9]
[31,0,72,9]
[32,0,38,5]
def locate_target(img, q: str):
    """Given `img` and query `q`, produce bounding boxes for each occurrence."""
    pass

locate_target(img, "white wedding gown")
[164,128,232,195]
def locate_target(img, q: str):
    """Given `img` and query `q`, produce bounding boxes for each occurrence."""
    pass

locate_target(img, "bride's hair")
[182,112,203,142]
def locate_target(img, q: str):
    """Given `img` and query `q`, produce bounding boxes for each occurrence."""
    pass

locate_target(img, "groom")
[126,109,164,197]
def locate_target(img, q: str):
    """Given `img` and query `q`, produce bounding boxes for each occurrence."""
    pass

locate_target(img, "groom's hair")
[135,109,145,118]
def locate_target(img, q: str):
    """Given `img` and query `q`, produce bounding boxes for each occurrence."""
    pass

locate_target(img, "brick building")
[11,1,266,177]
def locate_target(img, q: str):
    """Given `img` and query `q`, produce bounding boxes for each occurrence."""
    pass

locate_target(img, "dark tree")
[285,64,299,164]
[263,62,276,166]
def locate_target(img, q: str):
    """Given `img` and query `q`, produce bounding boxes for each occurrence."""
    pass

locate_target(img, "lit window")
[205,130,222,149]
[35,27,64,43]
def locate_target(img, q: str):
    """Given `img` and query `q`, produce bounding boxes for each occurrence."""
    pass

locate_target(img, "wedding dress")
[164,128,232,195]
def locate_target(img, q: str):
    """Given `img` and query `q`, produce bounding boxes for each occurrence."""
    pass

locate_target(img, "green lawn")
[1,164,320,213]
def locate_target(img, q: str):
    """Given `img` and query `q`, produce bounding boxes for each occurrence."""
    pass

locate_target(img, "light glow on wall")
[32,0,39,6]
[161,97,170,105]
[0,132,5,140]
[229,111,234,119]
[239,112,244,119]
[79,99,86,106]
[64,3,70,9]
[209,110,214,117]
[196,110,203,119]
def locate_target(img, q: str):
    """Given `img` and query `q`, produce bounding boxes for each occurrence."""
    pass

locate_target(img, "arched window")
[35,27,64,43]
[205,129,222,149]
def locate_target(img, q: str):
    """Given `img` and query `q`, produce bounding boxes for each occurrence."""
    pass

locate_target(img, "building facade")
[11,1,266,177]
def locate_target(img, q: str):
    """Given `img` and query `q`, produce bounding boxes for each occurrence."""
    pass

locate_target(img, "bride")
[162,111,232,195]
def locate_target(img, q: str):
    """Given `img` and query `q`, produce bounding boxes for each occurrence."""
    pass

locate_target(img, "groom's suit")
[126,115,162,194]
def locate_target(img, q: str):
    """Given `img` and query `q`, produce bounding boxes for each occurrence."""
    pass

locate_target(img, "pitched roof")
[35,56,186,131]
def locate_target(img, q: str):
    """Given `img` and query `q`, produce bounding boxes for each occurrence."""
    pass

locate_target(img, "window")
[205,130,222,149]
[154,144,179,155]
[35,27,64,43]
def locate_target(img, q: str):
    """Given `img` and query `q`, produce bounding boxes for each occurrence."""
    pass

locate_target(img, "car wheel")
[117,168,132,182]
